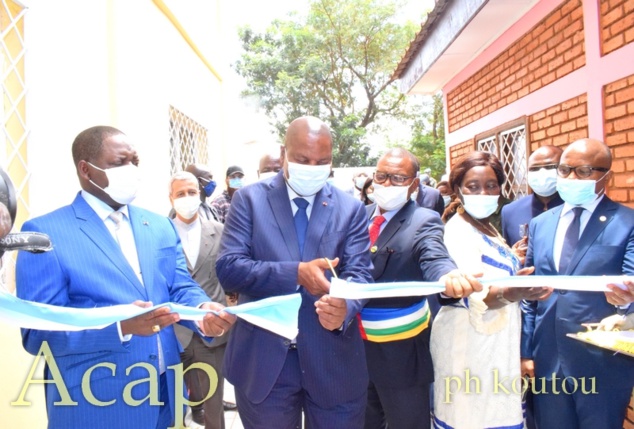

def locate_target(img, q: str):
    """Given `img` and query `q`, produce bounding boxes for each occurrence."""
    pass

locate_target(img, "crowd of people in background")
[14,118,634,429]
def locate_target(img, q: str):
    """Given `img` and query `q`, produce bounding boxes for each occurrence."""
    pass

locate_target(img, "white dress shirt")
[173,216,202,267]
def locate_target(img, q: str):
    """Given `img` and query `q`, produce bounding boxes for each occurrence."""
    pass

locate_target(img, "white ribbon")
[329,276,632,300]
[0,290,301,340]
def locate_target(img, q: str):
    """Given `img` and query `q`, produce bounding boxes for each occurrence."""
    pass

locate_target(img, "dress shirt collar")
[560,194,604,218]
[531,192,564,212]
[370,203,399,225]
[173,215,200,231]
[81,190,130,220]
[285,183,317,207]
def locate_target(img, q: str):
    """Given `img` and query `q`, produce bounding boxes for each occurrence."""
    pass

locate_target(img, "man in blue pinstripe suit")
[216,116,374,429]
[16,125,235,429]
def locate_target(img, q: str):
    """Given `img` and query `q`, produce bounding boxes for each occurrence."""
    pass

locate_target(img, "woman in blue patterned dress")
[431,151,552,429]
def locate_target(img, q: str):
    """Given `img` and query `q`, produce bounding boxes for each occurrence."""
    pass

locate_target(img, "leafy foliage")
[408,93,446,180]
[234,0,418,167]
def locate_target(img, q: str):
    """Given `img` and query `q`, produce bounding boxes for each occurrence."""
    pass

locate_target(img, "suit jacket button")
[283,340,290,347]
[149,354,157,360]
[558,290,567,295]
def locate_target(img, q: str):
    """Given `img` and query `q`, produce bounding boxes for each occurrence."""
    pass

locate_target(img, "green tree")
[234,0,418,167]
[409,93,446,180]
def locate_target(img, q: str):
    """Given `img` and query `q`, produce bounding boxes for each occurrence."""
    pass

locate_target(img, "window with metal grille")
[168,106,208,175]
[475,118,528,201]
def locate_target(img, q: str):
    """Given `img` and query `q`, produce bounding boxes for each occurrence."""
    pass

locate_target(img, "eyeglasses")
[557,164,608,179]
[528,164,558,172]
[373,172,415,186]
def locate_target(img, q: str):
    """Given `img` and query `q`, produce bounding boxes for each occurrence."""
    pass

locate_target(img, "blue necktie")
[293,198,309,258]
[559,207,583,274]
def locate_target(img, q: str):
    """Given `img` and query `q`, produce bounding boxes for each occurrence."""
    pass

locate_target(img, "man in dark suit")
[184,164,221,223]
[501,145,564,248]
[16,126,235,429]
[215,116,374,428]
[501,145,563,429]
[414,182,444,217]
[362,148,481,429]
[522,138,634,429]
[169,171,228,429]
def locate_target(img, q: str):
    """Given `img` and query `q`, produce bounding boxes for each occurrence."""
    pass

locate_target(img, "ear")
[280,146,286,163]
[77,160,91,181]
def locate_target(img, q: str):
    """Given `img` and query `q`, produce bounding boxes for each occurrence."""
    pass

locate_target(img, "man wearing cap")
[211,166,244,224]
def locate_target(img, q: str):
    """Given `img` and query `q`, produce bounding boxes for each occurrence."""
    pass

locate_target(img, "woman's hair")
[448,151,505,191]
[441,151,505,223]
[361,177,374,205]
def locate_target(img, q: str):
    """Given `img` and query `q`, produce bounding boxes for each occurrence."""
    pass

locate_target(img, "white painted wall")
[24,0,225,217]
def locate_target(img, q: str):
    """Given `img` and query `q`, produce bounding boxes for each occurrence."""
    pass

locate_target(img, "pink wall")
[443,0,634,148]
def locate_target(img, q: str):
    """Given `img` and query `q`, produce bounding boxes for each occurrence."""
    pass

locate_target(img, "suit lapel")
[566,197,617,274]
[191,220,218,276]
[73,195,146,297]
[268,175,302,260]
[128,206,152,298]
[303,187,334,261]
[373,201,411,253]
[542,206,562,272]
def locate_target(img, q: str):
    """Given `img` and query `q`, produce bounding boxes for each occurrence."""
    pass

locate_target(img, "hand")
[605,280,634,305]
[521,358,535,379]
[595,313,634,331]
[120,301,180,336]
[439,269,483,298]
[504,266,553,301]
[199,302,237,337]
[298,257,339,296]
[511,237,528,265]
[315,295,347,330]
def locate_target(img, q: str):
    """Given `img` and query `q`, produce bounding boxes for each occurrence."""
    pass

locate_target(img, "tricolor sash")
[359,299,430,343]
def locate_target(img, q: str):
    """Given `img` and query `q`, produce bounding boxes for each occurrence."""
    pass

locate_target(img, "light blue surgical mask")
[442,195,452,207]
[556,176,605,206]
[527,168,558,197]
[229,177,244,189]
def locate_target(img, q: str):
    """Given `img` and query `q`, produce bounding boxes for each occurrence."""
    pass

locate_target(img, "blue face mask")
[201,179,216,197]
[229,177,244,189]
[556,176,604,206]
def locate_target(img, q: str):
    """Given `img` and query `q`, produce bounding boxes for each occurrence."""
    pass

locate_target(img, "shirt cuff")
[117,321,132,342]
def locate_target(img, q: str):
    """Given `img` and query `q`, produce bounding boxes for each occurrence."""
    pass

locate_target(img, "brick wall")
[601,0,634,55]
[448,139,474,170]
[446,0,585,133]
[528,94,588,151]
[604,73,634,208]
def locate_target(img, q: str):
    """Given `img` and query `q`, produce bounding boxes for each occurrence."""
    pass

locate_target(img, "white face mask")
[442,195,452,207]
[373,183,411,212]
[460,191,499,219]
[355,177,368,190]
[367,193,376,203]
[89,163,140,205]
[285,162,331,196]
[527,168,558,197]
[259,171,277,181]
[172,195,200,220]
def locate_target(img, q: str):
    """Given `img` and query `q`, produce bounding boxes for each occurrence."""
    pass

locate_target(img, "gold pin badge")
[599,216,606,222]
[370,245,378,253]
